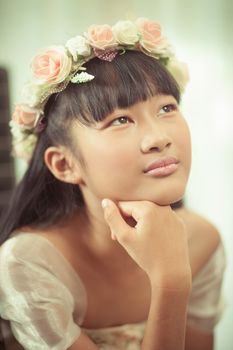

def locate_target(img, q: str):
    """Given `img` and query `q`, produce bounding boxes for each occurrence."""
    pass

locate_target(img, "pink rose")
[87,24,117,50]
[136,18,163,52]
[31,46,72,85]
[12,104,40,129]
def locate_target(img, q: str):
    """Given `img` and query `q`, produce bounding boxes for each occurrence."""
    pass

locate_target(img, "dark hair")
[0,51,181,244]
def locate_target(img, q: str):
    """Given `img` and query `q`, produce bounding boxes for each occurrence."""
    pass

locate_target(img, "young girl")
[0,18,225,350]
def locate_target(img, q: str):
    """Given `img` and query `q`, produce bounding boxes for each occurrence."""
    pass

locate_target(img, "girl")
[0,18,225,350]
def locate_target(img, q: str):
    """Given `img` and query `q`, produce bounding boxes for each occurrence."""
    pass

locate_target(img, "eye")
[109,116,132,126]
[158,103,178,116]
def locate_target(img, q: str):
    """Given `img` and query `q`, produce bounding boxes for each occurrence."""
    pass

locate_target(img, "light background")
[0,0,232,348]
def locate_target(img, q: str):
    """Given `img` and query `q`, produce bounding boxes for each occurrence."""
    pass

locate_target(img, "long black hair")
[0,51,181,244]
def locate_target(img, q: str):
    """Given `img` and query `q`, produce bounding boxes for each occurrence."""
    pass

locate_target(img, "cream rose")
[150,38,175,57]
[166,59,190,91]
[66,35,91,61]
[31,46,72,85]
[112,20,139,45]
[87,24,117,50]
[13,133,38,162]
[136,18,162,53]
[21,82,43,108]
[12,104,41,129]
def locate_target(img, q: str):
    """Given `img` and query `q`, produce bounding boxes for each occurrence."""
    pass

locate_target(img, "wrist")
[149,267,192,295]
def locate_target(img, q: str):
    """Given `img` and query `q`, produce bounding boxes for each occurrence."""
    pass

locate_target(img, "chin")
[153,195,183,206]
[143,183,186,206]
[104,178,188,206]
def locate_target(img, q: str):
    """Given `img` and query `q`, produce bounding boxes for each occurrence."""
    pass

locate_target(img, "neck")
[65,199,138,271]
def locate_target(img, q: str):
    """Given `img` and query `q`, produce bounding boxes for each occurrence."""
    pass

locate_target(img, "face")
[71,94,191,206]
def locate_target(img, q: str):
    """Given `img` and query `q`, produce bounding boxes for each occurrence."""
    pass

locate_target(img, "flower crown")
[10,18,189,161]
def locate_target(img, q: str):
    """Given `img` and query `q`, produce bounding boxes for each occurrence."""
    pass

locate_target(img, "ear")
[44,146,83,184]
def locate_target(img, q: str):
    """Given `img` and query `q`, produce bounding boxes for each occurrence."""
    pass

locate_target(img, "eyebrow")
[97,95,179,124]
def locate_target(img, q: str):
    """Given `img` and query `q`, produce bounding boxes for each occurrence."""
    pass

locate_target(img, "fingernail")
[101,199,109,209]
[111,233,116,240]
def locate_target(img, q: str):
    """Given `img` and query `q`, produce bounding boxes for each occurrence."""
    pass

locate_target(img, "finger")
[117,200,158,224]
[101,199,133,242]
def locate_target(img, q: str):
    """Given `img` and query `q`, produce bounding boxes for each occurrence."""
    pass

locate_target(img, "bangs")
[49,51,180,126]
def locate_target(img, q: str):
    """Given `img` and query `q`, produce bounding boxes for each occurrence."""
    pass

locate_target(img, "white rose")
[9,120,24,141]
[13,133,38,162]
[21,83,43,108]
[66,35,91,61]
[112,20,139,46]
[166,59,190,92]
[152,38,175,57]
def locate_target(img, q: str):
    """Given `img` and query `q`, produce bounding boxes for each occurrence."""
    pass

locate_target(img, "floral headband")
[10,18,189,161]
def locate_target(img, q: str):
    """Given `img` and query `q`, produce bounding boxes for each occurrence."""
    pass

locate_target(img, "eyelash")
[109,116,132,126]
[108,103,178,126]
[159,103,178,115]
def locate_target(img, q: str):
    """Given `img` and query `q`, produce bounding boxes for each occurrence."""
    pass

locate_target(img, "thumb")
[102,199,133,242]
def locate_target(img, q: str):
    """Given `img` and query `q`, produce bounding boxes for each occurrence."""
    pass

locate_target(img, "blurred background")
[0,0,232,348]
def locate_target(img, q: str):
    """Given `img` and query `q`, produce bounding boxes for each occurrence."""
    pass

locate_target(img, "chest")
[74,258,151,328]
[71,240,210,329]
[41,222,216,329]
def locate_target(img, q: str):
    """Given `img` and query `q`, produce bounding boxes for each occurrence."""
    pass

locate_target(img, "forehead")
[64,52,180,126]
[102,93,178,117]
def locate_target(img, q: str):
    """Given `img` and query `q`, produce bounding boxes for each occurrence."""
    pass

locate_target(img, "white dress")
[0,232,226,350]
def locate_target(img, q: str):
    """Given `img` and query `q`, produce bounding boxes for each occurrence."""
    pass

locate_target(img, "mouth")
[143,156,179,177]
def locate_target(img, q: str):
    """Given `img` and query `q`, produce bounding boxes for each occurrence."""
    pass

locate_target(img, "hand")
[102,199,192,290]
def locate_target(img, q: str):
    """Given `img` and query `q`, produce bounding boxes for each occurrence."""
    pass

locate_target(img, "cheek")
[177,121,192,171]
[82,136,137,174]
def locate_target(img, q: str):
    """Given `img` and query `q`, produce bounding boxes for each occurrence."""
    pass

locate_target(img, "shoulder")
[0,231,87,293]
[0,231,69,283]
[181,208,227,332]
[174,207,222,277]
[0,231,52,260]
[0,233,57,288]
[0,234,83,349]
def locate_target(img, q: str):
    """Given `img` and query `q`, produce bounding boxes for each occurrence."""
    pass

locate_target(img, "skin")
[42,94,220,349]
[70,94,191,206]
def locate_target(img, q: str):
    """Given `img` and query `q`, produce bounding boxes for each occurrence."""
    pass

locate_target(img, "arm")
[141,283,191,350]
[185,326,213,350]
[67,316,211,350]
[67,313,214,350]
[102,199,192,350]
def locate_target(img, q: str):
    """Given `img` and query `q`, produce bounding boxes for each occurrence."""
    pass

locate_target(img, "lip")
[144,156,179,177]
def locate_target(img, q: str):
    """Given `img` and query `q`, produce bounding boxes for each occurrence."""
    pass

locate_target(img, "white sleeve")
[187,242,226,333]
[0,238,81,350]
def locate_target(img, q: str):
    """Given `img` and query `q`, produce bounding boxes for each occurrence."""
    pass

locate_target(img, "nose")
[140,124,172,153]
